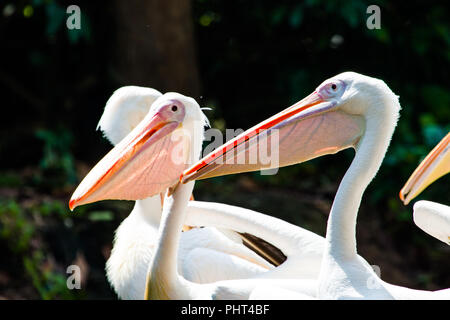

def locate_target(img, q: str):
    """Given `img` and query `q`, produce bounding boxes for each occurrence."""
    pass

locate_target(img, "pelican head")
[182,72,400,182]
[69,92,209,210]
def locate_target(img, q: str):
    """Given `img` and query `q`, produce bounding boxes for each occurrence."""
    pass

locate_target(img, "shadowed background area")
[0,0,448,299]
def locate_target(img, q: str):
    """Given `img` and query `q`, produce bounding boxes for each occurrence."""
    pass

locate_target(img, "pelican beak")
[181,91,364,183]
[400,133,450,205]
[69,99,187,211]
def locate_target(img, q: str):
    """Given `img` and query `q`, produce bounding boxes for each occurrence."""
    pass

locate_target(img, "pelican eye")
[171,105,178,112]
[319,80,345,99]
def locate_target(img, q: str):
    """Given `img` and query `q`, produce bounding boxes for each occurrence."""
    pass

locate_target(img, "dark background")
[0,0,448,299]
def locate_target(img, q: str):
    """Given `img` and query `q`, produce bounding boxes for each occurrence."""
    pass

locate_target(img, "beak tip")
[399,191,410,206]
[69,199,77,211]
[180,171,191,184]
[399,190,404,202]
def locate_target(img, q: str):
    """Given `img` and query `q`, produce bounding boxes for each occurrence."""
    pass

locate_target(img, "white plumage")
[413,200,450,245]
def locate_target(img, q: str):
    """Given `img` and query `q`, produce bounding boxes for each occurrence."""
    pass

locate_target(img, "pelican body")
[183,72,450,299]
[92,87,274,299]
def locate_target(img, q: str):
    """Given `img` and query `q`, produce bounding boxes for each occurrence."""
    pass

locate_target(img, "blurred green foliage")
[0,199,83,299]
[0,0,448,298]
[35,128,77,186]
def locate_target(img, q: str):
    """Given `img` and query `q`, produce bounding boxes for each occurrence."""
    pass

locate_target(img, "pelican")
[183,72,450,299]
[69,92,331,299]
[91,87,278,299]
[400,132,450,245]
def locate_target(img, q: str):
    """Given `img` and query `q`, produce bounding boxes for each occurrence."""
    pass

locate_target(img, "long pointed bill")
[181,91,364,183]
[400,132,450,205]
[69,100,188,210]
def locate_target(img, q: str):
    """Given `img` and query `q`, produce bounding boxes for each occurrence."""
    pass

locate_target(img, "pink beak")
[69,99,187,210]
[181,91,364,183]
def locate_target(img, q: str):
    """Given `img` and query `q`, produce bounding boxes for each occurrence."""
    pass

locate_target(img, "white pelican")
[69,92,329,299]
[400,132,450,245]
[183,72,450,299]
[88,87,278,299]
